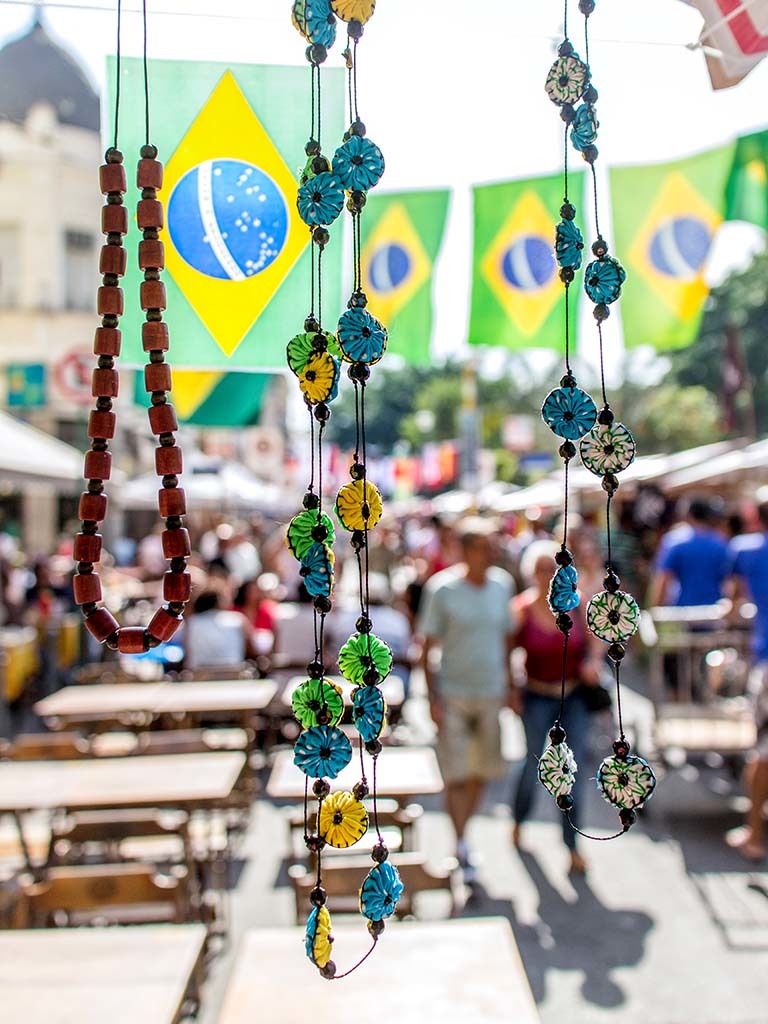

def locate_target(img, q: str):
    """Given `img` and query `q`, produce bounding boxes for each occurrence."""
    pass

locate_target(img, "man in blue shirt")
[649,498,729,608]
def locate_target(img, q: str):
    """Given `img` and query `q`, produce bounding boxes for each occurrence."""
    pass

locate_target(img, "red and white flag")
[685,0,768,87]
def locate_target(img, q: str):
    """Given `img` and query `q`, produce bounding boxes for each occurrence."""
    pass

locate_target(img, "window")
[64,230,96,311]
[0,226,20,308]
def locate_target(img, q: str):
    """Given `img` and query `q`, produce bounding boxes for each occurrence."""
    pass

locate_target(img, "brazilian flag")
[360,190,449,366]
[108,59,344,369]
[725,129,768,230]
[610,144,734,350]
[134,369,275,427]
[468,172,584,352]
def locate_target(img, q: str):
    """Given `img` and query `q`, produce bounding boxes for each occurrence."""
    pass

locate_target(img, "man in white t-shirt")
[418,518,516,878]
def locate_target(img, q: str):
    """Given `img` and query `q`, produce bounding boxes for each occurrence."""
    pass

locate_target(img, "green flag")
[359,189,449,366]
[468,172,583,352]
[610,144,734,350]
[725,129,768,229]
[134,369,275,427]
[108,59,344,369]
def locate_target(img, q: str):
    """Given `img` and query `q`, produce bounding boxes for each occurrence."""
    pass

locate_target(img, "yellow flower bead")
[319,790,369,848]
[335,480,383,532]
[298,352,338,405]
[331,0,376,24]
[311,905,333,967]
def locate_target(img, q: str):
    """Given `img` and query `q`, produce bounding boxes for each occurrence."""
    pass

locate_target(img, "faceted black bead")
[603,571,621,593]
[348,362,370,383]
[311,524,329,543]
[140,143,158,159]
[560,372,577,389]
[559,440,577,462]
[555,547,574,566]
[314,594,332,614]
[613,739,631,758]
[356,615,373,633]
[350,462,366,480]
[371,842,389,862]
[320,960,337,980]
[555,612,573,634]
[352,780,369,800]
[305,138,321,157]
[308,42,328,64]
[607,642,626,663]
[549,724,566,745]
[347,18,364,39]
[303,491,320,510]
[304,833,326,853]
[310,885,327,907]
[597,405,614,426]
[362,667,380,686]
[105,147,123,164]
[558,39,574,57]
[559,266,575,284]
[105,632,120,651]
[347,190,367,212]
[602,473,619,495]
[366,738,383,756]
[583,83,598,104]
[579,0,596,15]
[311,333,328,354]
[620,807,636,829]
[314,402,331,423]
[307,661,325,680]
[304,315,320,333]
[368,918,385,937]
[582,144,599,164]
[312,226,330,248]
[593,303,610,323]
[560,103,576,125]
[350,530,366,552]
[350,119,366,137]
[592,237,609,258]
[348,289,368,309]
[557,793,574,810]
[560,202,577,221]
[313,778,331,798]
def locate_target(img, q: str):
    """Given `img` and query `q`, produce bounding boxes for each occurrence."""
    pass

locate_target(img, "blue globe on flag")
[501,236,556,291]
[648,216,711,280]
[168,159,289,281]
[368,243,411,293]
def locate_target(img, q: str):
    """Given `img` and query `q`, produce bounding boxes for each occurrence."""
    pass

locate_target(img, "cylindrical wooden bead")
[84,449,112,481]
[102,205,128,235]
[163,570,191,604]
[99,244,127,276]
[138,239,165,270]
[73,532,103,563]
[148,403,178,435]
[73,572,102,605]
[158,487,186,518]
[94,326,121,356]
[88,410,116,439]
[97,286,124,316]
[117,626,147,654]
[99,163,127,194]
[137,199,163,229]
[78,492,107,522]
[92,368,119,398]
[137,158,164,190]
[162,528,191,559]
[84,607,120,643]
[155,446,182,475]
[142,321,169,352]
[140,280,167,311]
[144,363,171,393]
[147,607,182,643]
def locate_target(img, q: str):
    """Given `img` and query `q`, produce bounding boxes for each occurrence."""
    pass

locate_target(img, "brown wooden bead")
[137,158,163,190]
[101,205,128,235]
[158,487,186,518]
[140,280,167,311]
[162,528,191,559]
[148,403,178,435]
[144,363,171,393]
[99,244,127,276]
[99,163,127,194]
[78,492,107,522]
[117,627,147,654]
[155,445,182,475]
[137,199,163,229]
[92,368,119,398]
[84,607,120,643]
[138,239,165,270]
[73,532,103,563]
[97,286,124,316]
[147,607,182,643]
[73,572,102,605]
[88,410,116,439]
[94,326,121,356]
[142,321,169,352]
[163,570,191,604]
[84,449,112,480]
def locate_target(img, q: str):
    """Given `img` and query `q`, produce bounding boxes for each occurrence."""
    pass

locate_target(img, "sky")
[0,0,766,378]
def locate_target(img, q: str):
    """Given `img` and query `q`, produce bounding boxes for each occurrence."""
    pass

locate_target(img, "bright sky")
[1,0,766,376]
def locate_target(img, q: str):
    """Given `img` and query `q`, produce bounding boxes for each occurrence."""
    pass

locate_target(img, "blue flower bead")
[297,171,345,227]
[584,256,626,305]
[570,103,598,152]
[332,135,385,192]
[292,0,336,49]
[548,565,580,613]
[299,542,334,598]
[555,218,584,271]
[294,724,352,779]
[541,386,597,440]
[359,861,404,921]
[352,685,387,743]
[337,308,387,364]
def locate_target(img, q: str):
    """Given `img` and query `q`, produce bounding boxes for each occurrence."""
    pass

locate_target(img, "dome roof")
[0,17,100,132]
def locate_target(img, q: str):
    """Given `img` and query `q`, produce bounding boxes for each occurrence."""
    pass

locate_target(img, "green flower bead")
[287,331,340,376]
[291,678,344,729]
[287,510,336,560]
[338,632,393,685]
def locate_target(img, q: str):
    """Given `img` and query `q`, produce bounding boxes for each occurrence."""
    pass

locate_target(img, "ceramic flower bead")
[584,256,626,305]
[597,753,656,809]
[587,590,640,644]
[359,861,404,921]
[299,542,334,598]
[319,790,369,848]
[292,678,344,729]
[338,632,392,684]
[294,724,352,779]
[335,479,383,531]
[287,510,336,560]
[555,218,584,271]
[545,54,588,105]
[548,565,580,614]
[297,171,345,227]
[305,905,334,967]
[292,0,337,48]
[579,423,636,476]
[332,136,385,192]
[286,330,339,377]
[337,308,387,364]
[570,103,599,152]
[298,351,340,405]
[330,0,376,23]
[538,742,578,800]
[541,385,597,440]
[352,685,387,742]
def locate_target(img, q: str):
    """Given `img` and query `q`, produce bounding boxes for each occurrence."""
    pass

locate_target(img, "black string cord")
[112,0,122,149]
[141,0,150,145]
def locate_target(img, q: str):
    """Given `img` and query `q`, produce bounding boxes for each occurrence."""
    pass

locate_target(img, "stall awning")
[0,410,83,488]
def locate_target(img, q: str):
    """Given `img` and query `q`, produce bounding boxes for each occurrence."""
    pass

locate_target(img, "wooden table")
[217,919,539,1023]
[0,923,206,1024]
[282,674,405,711]
[267,745,442,803]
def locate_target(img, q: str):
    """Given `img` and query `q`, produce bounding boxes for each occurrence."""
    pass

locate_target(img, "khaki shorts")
[437,694,505,785]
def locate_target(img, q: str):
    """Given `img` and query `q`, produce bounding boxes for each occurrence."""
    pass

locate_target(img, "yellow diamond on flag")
[170,370,223,420]
[480,190,560,339]
[627,172,721,322]
[164,71,309,357]
[361,201,430,325]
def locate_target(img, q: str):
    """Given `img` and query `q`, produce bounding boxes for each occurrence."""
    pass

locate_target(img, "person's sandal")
[726,826,766,862]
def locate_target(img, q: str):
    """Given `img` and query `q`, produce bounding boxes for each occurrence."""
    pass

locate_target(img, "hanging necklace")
[538,0,656,838]
[290,0,401,979]
[73,0,190,650]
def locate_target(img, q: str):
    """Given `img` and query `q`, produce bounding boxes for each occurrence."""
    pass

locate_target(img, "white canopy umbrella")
[0,410,83,488]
